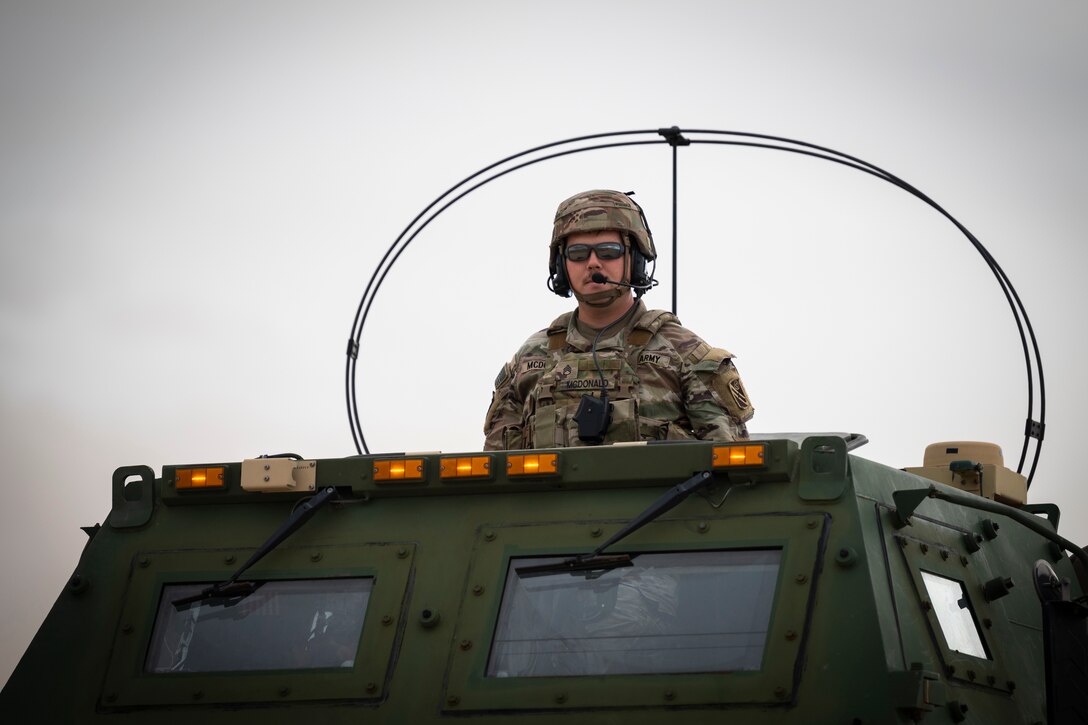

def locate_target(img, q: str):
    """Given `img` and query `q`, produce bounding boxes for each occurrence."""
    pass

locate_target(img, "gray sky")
[1,0,1085,685]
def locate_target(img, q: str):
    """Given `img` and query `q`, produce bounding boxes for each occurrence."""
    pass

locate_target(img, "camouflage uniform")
[483,301,754,450]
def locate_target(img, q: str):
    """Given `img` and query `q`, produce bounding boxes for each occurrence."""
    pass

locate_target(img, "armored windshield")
[146,578,373,673]
[488,549,781,677]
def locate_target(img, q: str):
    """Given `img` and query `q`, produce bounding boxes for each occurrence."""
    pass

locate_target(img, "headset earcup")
[631,248,648,291]
[549,249,571,297]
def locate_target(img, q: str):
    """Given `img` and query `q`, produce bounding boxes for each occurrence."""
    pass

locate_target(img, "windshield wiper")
[173,486,340,610]
[516,470,713,579]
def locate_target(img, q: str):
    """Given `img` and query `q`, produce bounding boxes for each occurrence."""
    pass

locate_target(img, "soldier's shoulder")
[512,328,550,357]
[512,311,572,357]
[644,311,736,363]
[643,309,703,346]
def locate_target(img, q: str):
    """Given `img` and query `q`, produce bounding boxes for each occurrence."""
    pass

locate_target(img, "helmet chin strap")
[573,287,625,307]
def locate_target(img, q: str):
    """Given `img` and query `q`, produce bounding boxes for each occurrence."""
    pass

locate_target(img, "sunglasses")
[564,241,626,262]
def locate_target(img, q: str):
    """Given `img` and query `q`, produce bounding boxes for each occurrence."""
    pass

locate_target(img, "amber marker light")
[507,453,559,476]
[373,458,425,482]
[440,456,491,479]
[175,467,226,490]
[712,444,766,468]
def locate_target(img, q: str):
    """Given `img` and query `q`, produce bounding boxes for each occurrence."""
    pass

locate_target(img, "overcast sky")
[1,0,1085,686]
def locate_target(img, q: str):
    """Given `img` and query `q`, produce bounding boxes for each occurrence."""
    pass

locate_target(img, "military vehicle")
[3,129,1083,723]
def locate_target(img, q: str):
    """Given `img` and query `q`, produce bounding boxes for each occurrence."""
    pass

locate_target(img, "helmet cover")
[549,190,656,260]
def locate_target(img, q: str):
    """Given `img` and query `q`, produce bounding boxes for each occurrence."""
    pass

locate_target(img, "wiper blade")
[171,486,339,609]
[516,553,634,579]
[516,470,713,578]
[172,580,265,611]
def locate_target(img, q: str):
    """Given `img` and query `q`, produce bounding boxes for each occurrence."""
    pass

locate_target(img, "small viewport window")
[920,570,989,659]
[145,578,374,673]
[488,549,781,677]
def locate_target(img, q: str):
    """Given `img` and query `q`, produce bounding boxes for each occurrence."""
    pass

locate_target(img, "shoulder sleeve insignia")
[728,377,750,411]
[494,363,511,389]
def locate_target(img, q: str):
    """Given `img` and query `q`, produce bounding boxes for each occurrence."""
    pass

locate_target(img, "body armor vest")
[523,308,695,448]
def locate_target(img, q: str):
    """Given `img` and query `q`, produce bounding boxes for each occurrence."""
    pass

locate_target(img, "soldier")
[483,189,754,450]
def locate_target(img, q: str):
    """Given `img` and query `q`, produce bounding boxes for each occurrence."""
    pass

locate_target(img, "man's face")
[563,230,629,297]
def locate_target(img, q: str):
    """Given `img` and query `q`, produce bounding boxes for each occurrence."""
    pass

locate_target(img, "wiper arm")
[173,486,340,609]
[517,470,713,578]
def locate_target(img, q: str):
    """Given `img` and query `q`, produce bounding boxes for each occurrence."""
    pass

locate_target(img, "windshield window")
[487,549,781,677]
[145,578,373,673]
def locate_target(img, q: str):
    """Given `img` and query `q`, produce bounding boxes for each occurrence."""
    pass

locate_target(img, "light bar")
[712,444,766,468]
[507,453,558,476]
[440,456,491,479]
[175,467,226,490]
[373,458,425,482]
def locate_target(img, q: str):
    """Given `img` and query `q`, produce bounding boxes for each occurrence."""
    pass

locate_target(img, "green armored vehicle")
[2,436,1084,723]
[4,130,1082,722]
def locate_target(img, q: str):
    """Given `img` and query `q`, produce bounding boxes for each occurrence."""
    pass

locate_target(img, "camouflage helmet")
[549,190,656,260]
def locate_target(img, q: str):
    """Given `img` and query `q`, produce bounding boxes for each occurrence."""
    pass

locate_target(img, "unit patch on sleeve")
[728,378,750,410]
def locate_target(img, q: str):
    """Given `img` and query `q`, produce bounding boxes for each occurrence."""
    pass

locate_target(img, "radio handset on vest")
[574,391,612,445]
[591,272,653,290]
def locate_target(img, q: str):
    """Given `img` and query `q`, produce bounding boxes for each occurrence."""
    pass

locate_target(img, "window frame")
[100,542,415,708]
[442,513,828,712]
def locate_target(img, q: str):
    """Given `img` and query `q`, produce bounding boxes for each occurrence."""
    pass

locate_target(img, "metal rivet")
[381,615,393,626]
[138,557,150,568]
[663,690,676,701]
[785,629,797,641]
[590,527,603,538]
[983,618,993,629]
[460,639,472,650]
[67,574,88,594]
[960,555,969,566]
[309,462,315,468]
[807,519,818,529]
[366,682,377,693]
[947,665,957,675]
[278,686,291,697]
[774,686,788,699]
[484,531,496,542]
[554,692,567,704]
[447,695,460,706]
[224,554,236,565]
[940,549,950,560]
[396,547,408,558]
[921,600,932,611]
[264,476,270,482]
[472,584,485,596]
[121,623,133,634]
[697,521,708,533]
[310,552,322,562]
[967,670,976,681]
[795,574,808,584]
[919,543,929,554]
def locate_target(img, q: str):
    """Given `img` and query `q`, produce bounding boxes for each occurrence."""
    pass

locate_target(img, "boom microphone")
[591,272,653,290]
